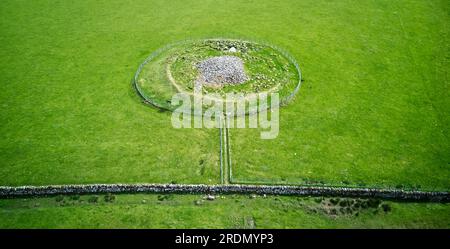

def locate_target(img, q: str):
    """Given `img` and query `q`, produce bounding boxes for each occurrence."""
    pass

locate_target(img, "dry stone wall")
[0,184,448,202]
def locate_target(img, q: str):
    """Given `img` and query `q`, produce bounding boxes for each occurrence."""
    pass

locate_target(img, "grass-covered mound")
[135,39,301,112]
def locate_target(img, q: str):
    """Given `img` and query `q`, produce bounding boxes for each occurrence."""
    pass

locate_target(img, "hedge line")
[0,184,448,202]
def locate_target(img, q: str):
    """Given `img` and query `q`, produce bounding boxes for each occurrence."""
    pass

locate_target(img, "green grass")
[227,0,449,191]
[0,0,448,228]
[1,0,447,188]
[0,0,226,186]
[0,194,448,228]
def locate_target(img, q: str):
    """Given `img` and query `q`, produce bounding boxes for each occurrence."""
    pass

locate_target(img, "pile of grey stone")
[197,56,248,85]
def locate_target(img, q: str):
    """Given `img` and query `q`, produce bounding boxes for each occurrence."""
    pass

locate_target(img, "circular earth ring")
[133,38,303,113]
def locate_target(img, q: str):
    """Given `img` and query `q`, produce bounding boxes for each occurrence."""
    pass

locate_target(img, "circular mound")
[134,39,302,114]
[197,55,248,86]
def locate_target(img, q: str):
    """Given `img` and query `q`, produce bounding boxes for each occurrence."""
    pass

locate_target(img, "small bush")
[55,195,64,202]
[71,195,80,201]
[330,198,339,205]
[329,209,337,215]
[157,195,173,201]
[345,207,352,214]
[334,198,341,204]
[360,201,369,209]
[104,193,115,202]
[382,204,391,213]
[367,199,381,208]
[339,199,351,207]
[354,199,364,207]
[395,184,404,189]
[88,196,99,203]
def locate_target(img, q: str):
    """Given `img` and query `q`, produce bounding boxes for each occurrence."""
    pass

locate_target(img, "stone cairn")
[197,55,248,85]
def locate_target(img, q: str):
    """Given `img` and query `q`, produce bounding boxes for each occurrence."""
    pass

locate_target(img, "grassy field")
[0,0,448,228]
[0,0,224,186]
[225,0,450,191]
[0,194,449,228]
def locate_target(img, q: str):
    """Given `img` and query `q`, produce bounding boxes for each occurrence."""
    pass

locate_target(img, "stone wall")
[0,184,448,202]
